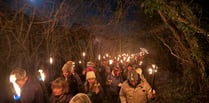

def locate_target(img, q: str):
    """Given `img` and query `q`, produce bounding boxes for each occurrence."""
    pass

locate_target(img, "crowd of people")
[10,58,156,103]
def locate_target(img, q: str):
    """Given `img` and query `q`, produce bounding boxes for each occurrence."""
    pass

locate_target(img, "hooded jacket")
[119,79,152,103]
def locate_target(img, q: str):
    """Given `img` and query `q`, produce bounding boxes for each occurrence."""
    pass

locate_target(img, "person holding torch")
[119,69,155,103]
[84,70,105,103]
[10,67,45,103]
[62,60,83,96]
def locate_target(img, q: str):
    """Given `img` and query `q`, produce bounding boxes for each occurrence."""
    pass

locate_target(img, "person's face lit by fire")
[52,87,63,96]
[51,78,67,96]
[113,67,120,77]
[127,66,132,71]
[129,80,138,86]
[87,78,96,84]
[16,77,28,88]
[62,69,69,79]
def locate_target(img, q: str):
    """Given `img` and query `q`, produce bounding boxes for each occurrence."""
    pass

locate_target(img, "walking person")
[62,61,83,95]
[49,77,73,103]
[119,69,156,103]
[84,71,105,103]
[10,68,45,103]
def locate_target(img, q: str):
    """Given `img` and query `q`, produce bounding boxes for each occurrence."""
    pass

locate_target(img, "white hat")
[62,61,73,72]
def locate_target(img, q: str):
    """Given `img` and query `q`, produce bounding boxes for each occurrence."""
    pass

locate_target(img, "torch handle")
[151,71,155,92]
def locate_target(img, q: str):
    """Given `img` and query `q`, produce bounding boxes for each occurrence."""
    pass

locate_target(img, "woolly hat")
[69,93,92,103]
[127,69,138,81]
[87,61,95,67]
[86,71,96,80]
[62,61,73,72]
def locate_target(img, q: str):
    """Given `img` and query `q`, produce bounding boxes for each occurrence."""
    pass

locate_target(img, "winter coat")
[84,81,105,103]
[49,94,72,103]
[106,71,123,95]
[69,73,83,95]
[119,80,152,103]
[19,78,45,103]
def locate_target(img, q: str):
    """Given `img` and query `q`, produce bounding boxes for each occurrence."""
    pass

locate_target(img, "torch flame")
[38,69,45,81]
[139,61,143,65]
[82,52,86,57]
[117,57,120,61]
[106,53,109,57]
[50,57,53,64]
[120,60,123,63]
[98,54,101,61]
[127,56,130,62]
[9,75,21,97]
[152,64,156,69]
[148,68,153,75]
[109,59,113,65]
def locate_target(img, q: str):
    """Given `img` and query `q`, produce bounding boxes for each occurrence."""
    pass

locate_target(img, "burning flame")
[9,75,21,98]
[109,59,113,65]
[148,68,153,75]
[50,57,53,64]
[120,60,123,63]
[152,64,156,69]
[98,54,101,61]
[127,56,130,62]
[106,53,109,57]
[139,61,143,65]
[148,64,158,75]
[38,69,45,81]
[82,52,86,57]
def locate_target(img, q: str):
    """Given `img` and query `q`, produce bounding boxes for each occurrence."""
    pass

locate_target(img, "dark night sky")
[6,0,145,33]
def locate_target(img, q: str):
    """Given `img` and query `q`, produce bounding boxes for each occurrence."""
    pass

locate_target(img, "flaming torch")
[9,75,21,100]
[106,53,109,57]
[98,54,101,61]
[82,52,86,68]
[79,60,82,64]
[38,69,45,81]
[127,56,130,62]
[148,64,158,92]
[49,57,53,65]
[82,52,86,57]
[109,59,113,65]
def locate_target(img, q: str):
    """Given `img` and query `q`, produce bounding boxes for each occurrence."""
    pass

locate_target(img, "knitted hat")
[86,71,96,80]
[127,69,138,81]
[62,61,73,72]
[69,93,92,103]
